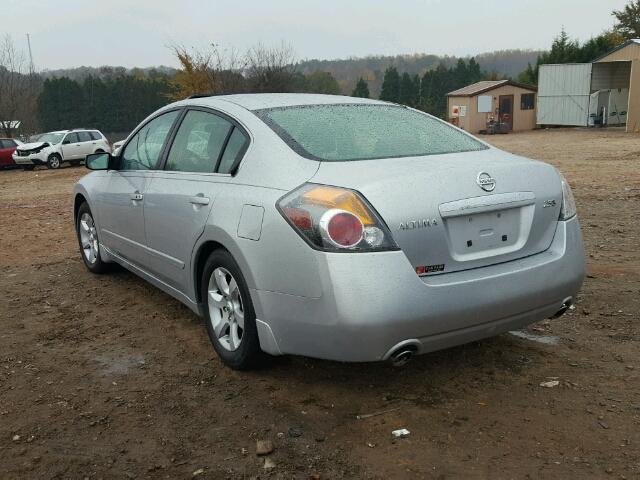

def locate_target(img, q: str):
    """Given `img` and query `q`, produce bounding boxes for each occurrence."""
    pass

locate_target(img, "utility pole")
[26,33,35,74]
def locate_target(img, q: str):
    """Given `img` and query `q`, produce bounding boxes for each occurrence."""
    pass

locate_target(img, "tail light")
[558,173,577,220]
[277,183,399,252]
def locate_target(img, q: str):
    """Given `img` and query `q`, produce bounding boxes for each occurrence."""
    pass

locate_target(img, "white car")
[13,129,111,170]
[111,139,126,156]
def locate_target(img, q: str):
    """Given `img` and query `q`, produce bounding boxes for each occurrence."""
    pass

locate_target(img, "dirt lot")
[1,128,639,479]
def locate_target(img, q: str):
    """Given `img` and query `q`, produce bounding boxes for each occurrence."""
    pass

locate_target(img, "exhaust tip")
[550,297,573,319]
[389,346,417,367]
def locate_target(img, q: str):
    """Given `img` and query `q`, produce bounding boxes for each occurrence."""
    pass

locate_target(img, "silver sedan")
[74,94,585,369]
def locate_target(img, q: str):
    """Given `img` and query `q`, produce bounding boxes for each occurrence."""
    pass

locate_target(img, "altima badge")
[477,172,496,192]
[399,219,438,230]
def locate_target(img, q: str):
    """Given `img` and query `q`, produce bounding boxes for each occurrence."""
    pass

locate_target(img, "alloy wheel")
[79,212,99,264]
[207,267,245,351]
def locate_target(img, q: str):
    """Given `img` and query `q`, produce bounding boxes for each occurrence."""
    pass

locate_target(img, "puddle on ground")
[93,353,146,375]
[509,330,561,345]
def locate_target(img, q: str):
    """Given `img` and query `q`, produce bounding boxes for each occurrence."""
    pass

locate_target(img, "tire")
[201,249,262,370]
[47,154,62,169]
[22,165,35,171]
[76,202,109,274]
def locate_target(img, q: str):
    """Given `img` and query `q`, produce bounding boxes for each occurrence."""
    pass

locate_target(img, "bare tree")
[169,43,247,100]
[169,41,300,99]
[0,35,40,137]
[244,42,299,92]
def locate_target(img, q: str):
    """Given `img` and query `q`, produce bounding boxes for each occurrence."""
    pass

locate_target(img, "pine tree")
[517,63,538,85]
[351,77,370,98]
[398,72,417,106]
[613,0,640,39]
[379,67,400,102]
[412,74,421,107]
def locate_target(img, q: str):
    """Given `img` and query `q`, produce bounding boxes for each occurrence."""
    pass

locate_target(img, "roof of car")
[187,93,387,111]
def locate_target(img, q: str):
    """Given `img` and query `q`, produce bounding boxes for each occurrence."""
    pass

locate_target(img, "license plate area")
[445,206,529,261]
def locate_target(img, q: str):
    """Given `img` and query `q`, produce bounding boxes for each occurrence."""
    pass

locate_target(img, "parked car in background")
[0,138,22,168]
[13,129,111,170]
[111,139,125,156]
[73,93,585,370]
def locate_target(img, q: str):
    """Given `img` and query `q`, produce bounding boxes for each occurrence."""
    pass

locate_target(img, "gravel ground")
[1,127,639,479]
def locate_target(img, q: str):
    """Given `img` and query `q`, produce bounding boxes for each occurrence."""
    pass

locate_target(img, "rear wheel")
[201,250,262,370]
[76,202,109,273]
[47,154,61,169]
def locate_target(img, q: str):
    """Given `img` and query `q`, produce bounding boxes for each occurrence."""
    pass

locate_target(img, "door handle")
[189,195,210,205]
[130,193,144,201]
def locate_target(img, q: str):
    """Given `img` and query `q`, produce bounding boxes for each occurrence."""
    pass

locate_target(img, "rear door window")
[89,131,102,141]
[77,131,92,142]
[217,128,248,174]
[165,110,232,173]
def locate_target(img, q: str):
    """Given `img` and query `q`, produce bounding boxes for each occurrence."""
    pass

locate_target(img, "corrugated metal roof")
[446,80,537,97]
[593,39,640,62]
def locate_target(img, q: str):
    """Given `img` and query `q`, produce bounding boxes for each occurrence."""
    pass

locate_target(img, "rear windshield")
[254,104,487,161]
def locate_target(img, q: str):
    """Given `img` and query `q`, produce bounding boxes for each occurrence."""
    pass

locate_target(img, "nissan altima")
[74,94,585,369]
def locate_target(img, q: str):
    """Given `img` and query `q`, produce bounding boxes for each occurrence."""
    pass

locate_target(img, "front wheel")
[47,154,62,169]
[76,202,109,273]
[201,250,262,370]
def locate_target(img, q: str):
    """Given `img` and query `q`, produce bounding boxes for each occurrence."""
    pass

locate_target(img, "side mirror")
[85,152,113,170]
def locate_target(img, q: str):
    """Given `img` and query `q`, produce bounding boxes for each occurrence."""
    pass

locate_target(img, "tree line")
[38,74,173,134]
[517,1,640,84]
[369,58,483,118]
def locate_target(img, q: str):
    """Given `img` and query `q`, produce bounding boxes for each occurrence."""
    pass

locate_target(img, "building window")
[520,93,535,110]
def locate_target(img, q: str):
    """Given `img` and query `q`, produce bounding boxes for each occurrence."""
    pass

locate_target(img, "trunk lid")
[310,147,562,275]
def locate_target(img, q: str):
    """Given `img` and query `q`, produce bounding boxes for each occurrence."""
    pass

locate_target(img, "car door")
[0,140,16,166]
[61,132,80,159]
[89,131,108,151]
[76,131,94,157]
[96,109,181,267]
[142,108,249,292]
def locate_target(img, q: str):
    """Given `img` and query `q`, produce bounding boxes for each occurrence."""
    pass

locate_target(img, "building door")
[498,95,514,131]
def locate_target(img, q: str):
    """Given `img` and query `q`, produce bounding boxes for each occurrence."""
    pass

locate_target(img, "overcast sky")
[4,0,629,70]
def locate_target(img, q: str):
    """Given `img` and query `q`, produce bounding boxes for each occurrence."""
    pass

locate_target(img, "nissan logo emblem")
[476,172,496,192]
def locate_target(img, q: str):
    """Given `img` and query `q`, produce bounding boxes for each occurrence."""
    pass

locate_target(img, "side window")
[121,110,179,171]
[165,110,233,173]
[90,131,102,141]
[64,133,79,144]
[217,128,248,174]
[520,93,535,110]
[0,140,8,148]
[77,131,92,142]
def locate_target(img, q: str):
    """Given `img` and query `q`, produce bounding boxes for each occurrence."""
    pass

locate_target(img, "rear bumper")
[252,217,585,362]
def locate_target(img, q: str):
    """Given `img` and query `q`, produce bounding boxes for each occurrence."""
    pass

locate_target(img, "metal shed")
[537,39,640,133]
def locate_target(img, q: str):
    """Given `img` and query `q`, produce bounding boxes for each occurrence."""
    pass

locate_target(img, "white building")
[536,39,640,133]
